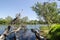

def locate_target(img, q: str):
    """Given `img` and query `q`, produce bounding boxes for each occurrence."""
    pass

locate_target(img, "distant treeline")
[0,16,60,25]
[0,16,48,25]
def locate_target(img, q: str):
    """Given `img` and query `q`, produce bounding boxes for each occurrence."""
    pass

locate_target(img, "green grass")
[40,26,49,37]
[40,26,49,30]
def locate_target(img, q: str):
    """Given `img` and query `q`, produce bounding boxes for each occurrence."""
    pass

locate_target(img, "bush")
[48,24,60,40]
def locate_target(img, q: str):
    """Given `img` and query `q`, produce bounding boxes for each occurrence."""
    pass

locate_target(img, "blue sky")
[0,0,60,20]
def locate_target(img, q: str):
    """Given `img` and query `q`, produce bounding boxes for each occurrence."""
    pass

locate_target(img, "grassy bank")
[40,26,49,37]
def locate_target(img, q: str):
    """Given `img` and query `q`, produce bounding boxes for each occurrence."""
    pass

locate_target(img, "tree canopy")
[32,2,60,25]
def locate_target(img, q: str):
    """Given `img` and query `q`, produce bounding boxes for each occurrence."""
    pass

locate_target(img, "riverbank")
[40,26,49,37]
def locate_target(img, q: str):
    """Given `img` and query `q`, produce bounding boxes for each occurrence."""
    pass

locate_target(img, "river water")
[0,25,40,35]
[0,25,46,40]
[0,25,40,40]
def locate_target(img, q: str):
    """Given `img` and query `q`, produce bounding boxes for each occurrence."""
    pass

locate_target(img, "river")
[0,25,40,35]
[0,25,46,40]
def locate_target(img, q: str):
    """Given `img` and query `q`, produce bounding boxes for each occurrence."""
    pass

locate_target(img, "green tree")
[28,20,38,25]
[21,16,28,24]
[0,18,7,24]
[32,2,59,27]
[5,16,12,24]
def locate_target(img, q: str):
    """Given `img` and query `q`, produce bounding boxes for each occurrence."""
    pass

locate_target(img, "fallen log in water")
[0,25,22,40]
[0,25,46,40]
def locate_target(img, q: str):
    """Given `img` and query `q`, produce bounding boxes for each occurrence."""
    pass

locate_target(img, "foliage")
[48,24,60,40]
[40,26,49,30]
[21,16,28,24]
[32,2,60,25]
[0,19,7,24]
[0,15,36,25]
[0,16,12,25]
[5,16,13,24]
[28,20,38,25]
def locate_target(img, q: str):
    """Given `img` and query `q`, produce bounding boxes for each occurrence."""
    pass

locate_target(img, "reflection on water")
[0,25,40,34]
[5,29,36,40]
[0,25,8,34]
[0,25,40,40]
[16,29,36,40]
[27,25,40,30]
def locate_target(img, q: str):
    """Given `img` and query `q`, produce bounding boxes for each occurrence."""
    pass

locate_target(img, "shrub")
[48,24,60,40]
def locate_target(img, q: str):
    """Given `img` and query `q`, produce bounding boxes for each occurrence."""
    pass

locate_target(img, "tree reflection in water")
[6,29,36,40]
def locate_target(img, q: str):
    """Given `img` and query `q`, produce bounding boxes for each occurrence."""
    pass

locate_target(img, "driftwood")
[0,26,45,40]
[0,25,22,40]
[0,13,21,40]
[0,13,45,40]
[31,29,45,40]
